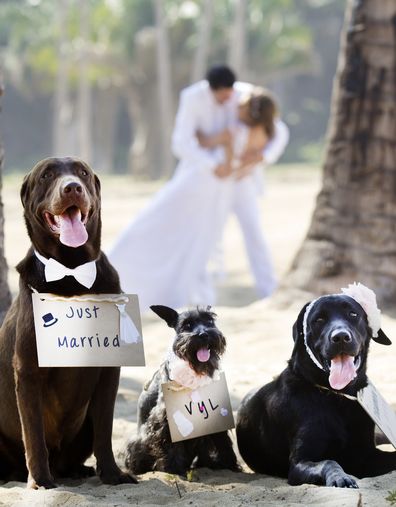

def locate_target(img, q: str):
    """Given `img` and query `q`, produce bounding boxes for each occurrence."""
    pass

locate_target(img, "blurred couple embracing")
[109,65,289,311]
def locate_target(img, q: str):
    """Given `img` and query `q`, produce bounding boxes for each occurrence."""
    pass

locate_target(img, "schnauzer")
[125,305,240,476]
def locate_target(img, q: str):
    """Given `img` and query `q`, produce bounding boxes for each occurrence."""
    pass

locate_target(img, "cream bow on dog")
[34,250,97,289]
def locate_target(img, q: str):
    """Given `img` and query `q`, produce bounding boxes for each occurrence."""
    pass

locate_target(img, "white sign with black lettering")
[32,292,145,367]
[358,380,396,449]
[162,372,235,443]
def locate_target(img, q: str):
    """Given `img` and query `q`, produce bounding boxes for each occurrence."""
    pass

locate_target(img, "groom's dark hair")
[206,65,236,90]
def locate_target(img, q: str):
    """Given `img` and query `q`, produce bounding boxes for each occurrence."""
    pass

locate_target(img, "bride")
[108,88,278,312]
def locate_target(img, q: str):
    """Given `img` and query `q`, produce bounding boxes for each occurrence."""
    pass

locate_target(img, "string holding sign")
[30,287,141,346]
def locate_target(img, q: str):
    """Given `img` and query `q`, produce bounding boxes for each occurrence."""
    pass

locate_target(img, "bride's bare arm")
[197,129,234,178]
[196,129,232,148]
[234,128,267,179]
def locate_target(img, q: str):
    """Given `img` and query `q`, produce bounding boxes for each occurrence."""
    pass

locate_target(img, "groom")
[171,65,289,300]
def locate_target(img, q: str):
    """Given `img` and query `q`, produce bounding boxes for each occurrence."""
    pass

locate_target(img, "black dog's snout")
[199,331,208,339]
[63,181,83,195]
[331,330,352,344]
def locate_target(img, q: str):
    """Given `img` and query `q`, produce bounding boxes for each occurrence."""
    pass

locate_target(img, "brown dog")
[0,157,136,488]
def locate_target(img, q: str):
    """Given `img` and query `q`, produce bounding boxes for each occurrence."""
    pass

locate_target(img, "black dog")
[236,293,396,488]
[125,305,240,475]
[0,157,135,488]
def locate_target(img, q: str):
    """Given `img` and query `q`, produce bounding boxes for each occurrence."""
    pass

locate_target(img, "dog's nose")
[63,182,83,195]
[331,330,352,344]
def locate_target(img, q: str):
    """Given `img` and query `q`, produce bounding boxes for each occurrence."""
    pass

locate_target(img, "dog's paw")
[69,464,96,479]
[27,477,57,489]
[326,472,358,488]
[101,470,138,485]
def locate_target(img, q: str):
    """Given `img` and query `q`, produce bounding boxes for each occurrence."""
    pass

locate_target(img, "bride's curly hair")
[245,87,278,139]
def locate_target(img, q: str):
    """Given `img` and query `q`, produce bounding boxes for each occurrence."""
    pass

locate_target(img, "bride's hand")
[214,163,233,179]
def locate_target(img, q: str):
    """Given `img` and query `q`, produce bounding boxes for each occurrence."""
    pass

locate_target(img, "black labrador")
[236,294,396,487]
[0,157,136,488]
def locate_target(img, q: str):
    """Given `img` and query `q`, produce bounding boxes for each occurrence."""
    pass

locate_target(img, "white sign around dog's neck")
[162,372,235,443]
[32,292,145,367]
[358,381,396,449]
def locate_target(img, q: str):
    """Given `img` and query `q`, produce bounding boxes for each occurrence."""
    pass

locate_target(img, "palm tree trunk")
[228,0,247,75]
[286,0,396,304]
[154,0,173,177]
[190,0,213,83]
[54,0,72,155]
[0,73,12,323]
[77,0,92,164]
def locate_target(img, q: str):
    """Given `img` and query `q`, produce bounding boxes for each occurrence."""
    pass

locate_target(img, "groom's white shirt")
[172,80,289,174]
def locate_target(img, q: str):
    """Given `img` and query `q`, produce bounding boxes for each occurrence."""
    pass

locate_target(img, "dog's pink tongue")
[197,348,210,363]
[329,354,357,390]
[58,208,88,248]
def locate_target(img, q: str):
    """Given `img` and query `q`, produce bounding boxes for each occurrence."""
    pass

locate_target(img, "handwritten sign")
[162,372,235,442]
[32,292,145,367]
[358,380,396,449]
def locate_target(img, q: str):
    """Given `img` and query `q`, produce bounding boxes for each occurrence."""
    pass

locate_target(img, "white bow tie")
[34,251,97,289]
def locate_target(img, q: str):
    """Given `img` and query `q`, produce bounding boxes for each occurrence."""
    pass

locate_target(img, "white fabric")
[108,80,288,310]
[34,250,97,289]
[115,303,141,344]
[341,282,381,337]
[167,349,221,390]
[108,160,232,311]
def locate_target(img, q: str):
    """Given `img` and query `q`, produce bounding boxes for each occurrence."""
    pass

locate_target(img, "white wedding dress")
[108,125,252,312]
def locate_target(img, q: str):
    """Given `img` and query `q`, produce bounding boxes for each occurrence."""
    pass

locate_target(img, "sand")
[1,165,395,506]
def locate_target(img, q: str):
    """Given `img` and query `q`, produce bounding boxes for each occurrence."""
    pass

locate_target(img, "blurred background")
[0,0,344,177]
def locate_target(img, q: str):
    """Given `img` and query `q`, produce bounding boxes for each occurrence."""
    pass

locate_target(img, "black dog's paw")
[101,470,138,485]
[326,472,358,488]
[70,464,96,479]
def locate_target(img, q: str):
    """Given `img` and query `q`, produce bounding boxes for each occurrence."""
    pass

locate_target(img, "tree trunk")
[286,0,396,305]
[53,0,72,156]
[0,73,12,323]
[190,0,213,83]
[154,0,173,178]
[93,87,118,173]
[77,0,92,164]
[228,0,247,75]
[127,86,149,178]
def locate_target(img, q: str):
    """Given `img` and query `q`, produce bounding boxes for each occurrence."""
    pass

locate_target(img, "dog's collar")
[34,250,97,289]
[302,298,325,371]
[315,383,358,401]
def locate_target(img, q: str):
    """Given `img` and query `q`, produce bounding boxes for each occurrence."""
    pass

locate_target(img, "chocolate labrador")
[0,157,136,488]
[236,293,396,488]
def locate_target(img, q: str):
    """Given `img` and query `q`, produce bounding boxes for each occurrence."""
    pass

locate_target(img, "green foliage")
[0,0,316,90]
[386,491,396,506]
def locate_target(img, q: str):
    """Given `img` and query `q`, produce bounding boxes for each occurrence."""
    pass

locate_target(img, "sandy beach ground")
[1,165,395,506]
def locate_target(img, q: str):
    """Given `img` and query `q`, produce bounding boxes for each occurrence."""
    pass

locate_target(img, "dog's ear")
[94,174,101,195]
[372,328,392,345]
[150,305,179,328]
[292,302,311,342]
[20,173,31,207]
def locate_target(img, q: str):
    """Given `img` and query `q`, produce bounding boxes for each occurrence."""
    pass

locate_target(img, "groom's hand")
[214,163,232,179]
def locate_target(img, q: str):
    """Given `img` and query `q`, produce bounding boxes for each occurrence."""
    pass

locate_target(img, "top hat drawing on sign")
[42,313,58,328]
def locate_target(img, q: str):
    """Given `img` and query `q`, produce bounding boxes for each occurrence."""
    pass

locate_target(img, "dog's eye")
[315,317,326,323]
[349,311,358,318]
[183,322,192,331]
[80,169,88,177]
[41,171,52,180]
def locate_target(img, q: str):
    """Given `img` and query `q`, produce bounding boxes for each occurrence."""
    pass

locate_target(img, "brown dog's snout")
[63,181,83,195]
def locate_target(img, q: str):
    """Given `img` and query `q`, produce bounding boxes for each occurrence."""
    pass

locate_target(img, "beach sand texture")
[1,166,395,506]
